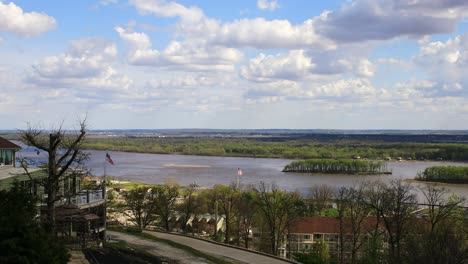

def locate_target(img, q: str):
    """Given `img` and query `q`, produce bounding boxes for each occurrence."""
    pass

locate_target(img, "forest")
[82,136,468,161]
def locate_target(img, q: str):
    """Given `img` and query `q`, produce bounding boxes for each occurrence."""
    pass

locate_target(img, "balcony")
[48,189,105,209]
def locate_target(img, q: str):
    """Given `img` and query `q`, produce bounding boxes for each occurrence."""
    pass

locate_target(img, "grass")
[108,226,234,264]
[86,240,163,264]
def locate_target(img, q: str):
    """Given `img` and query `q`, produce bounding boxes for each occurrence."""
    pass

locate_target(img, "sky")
[0,0,468,130]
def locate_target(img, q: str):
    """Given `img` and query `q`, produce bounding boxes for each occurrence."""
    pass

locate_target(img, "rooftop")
[0,137,21,150]
[289,216,379,234]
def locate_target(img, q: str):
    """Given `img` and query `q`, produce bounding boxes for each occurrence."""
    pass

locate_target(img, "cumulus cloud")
[212,18,332,49]
[130,0,333,50]
[304,78,377,99]
[257,0,279,10]
[115,26,243,71]
[245,78,378,104]
[0,2,56,37]
[28,38,132,92]
[241,50,314,82]
[242,47,376,83]
[414,33,468,92]
[315,0,468,43]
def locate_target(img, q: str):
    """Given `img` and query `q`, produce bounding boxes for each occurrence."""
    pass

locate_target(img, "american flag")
[237,168,243,176]
[106,153,114,165]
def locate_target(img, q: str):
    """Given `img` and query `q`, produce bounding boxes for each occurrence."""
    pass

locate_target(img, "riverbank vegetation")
[82,137,468,161]
[416,166,468,184]
[283,159,389,174]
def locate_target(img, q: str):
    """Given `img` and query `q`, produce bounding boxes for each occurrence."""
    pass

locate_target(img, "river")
[17,145,468,200]
[84,150,468,199]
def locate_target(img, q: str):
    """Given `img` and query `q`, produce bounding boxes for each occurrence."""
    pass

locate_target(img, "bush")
[125,226,143,234]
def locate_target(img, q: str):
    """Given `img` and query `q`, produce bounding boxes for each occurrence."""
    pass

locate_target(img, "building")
[0,136,21,167]
[285,216,383,261]
[0,137,106,247]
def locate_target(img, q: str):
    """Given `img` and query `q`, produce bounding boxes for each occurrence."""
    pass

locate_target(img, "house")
[0,137,106,247]
[285,216,383,261]
[0,136,21,167]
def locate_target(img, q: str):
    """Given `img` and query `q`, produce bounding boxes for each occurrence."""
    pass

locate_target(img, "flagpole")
[103,156,107,239]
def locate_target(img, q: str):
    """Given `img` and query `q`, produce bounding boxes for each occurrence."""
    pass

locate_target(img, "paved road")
[143,230,291,264]
[108,231,214,264]
[108,230,291,264]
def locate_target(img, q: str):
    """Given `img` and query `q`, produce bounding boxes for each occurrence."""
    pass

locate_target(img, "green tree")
[123,186,156,228]
[214,184,239,244]
[177,183,202,233]
[0,184,70,264]
[150,183,180,231]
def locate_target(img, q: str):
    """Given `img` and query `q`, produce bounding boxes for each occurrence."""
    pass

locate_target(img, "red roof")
[0,137,21,150]
[289,216,379,234]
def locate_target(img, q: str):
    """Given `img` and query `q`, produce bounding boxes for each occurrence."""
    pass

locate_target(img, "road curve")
[143,230,292,264]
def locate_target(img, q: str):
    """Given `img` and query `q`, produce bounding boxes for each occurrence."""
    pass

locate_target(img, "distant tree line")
[283,159,389,174]
[83,137,468,161]
[416,166,468,184]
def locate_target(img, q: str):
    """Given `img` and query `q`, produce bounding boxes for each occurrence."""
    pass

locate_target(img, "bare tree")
[19,120,88,233]
[364,179,417,263]
[420,184,465,234]
[308,184,335,215]
[255,182,301,256]
[335,185,369,264]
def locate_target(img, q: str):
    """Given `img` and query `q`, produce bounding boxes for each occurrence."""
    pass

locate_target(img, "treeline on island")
[83,137,468,161]
[416,166,468,184]
[283,159,389,174]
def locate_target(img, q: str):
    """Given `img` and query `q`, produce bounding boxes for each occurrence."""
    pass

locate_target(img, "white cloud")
[115,27,243,71]
[304,78,377,99]
[242,48,376,83]
[257,0,279,10]
[0,2,56,37]
[115,26,152,50]
[356,59,375,78]
[377,58,406,65]
[414,33,468,88]
[241,50,314,82]
[244,78,378,103]
[130,0,334,50]
[28,38,132,92]
[100,0,118,6]
[212,18,332,49]
[131,0,204,22]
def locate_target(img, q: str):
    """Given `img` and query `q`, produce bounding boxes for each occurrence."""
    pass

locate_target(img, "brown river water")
[84,149,468,202]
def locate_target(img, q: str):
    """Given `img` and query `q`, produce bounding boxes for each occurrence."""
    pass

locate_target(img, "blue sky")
[0,0,468,130]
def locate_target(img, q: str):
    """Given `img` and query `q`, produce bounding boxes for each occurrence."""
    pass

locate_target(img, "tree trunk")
[47,133,59,234]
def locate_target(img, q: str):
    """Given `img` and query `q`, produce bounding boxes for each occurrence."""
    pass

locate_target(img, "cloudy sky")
[0,0,468,130]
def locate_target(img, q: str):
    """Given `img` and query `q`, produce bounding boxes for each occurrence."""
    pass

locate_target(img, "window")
[0,150,14,165]
[303,234,311,240]
[314,233,322,240]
